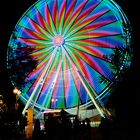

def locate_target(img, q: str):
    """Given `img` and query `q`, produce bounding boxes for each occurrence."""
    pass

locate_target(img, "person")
[85,118,91,140]
[32,119,41,140]
[73,116,81,139]
[44,113,55,140]
[60,115,72,140]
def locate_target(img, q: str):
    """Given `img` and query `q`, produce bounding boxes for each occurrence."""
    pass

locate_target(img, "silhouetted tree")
[7,30,37,87]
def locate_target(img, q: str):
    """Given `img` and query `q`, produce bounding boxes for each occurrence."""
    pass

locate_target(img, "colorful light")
[7,0,132,117]
[53,34,64,46]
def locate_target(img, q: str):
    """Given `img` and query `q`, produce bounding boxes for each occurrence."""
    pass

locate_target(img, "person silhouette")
[32,119,41,140]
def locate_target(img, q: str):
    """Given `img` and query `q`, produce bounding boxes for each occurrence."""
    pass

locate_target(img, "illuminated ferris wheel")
[7,0,132,118]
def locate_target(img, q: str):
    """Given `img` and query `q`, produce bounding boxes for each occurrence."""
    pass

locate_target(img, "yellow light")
[13,87,21,95]
[0,100,3,105]
[51,98,58,102]
[51,98,55,102]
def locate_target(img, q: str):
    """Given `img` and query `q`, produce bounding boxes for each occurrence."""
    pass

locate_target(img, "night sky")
[0,0,139,129]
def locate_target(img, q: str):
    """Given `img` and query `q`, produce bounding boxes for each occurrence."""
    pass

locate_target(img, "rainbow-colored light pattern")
[7,0,132,116]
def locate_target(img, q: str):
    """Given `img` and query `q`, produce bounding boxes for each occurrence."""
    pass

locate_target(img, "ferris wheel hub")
[53,34,64,47]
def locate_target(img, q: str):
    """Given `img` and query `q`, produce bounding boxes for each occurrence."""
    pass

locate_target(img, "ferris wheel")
[7,0,132,118]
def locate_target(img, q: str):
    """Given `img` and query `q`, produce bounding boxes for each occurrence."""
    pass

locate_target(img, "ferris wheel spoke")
[16,27,51,41]
[58,0,67,34]
[63,45,98,96]
[62,47,88,105]
[67,31,121,41]
[42,54,63,108]
[65,4,120,39]
[68,19,117,39]
[62,53,82,107]
[29,46,54,58]
[62,1,87,37]
[67,67,82,107]
[34,48,58,76]
[27,45,55,59]
[44,4,58,35]
[27,3,57,36]
[64,53,95,99]
[62,0,76,35]
[22,47,58,114]
[17,38,52,46]
[26,48,58,89]
[67,38,115,49]
[61,53,72,107]
[65,44,114,82]
[65,9,110,39]
[64,43,110,63]
[62,45,106,117]
[29,44,53,50]
[35,56,53,72]
[19,16,54,39]
[51,0,59,33]
[32,5,56,36]
[69,1,101,31]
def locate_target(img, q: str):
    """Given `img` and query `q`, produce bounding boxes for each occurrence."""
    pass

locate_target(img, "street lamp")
[51,98,58,108]
[13,87,21,110]
[0,94,7,113]
[13,87,21,95]
[0,95,3,105]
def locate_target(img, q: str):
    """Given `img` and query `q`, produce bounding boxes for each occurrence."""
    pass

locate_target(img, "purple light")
[53,34,64,46]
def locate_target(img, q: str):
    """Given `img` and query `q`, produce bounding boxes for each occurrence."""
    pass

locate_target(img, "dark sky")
[0,0,37,101]
[0,0,139,126]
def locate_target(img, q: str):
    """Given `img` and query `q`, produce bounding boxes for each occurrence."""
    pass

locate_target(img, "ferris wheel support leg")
[63,46,113,119]
[22,49,58,116]
[77,71,112,119]
[75,70,105,118]
[62,47,106,118]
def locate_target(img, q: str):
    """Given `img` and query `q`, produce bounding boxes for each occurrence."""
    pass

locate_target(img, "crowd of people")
[32,111,91,140]
[0,108,122,140]
[1,111,130,140]
[0,108,92,140]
